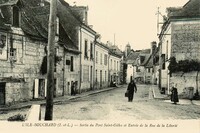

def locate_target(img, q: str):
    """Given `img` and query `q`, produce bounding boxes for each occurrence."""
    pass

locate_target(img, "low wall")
[170,72,200,94]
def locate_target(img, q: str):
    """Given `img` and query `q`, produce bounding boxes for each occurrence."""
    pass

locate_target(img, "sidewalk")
[151,85,167,99]
[151,85,200,106]
[0,85,123,111]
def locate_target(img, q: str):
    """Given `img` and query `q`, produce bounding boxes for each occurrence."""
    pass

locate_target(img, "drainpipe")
[108,54,110,86]
[158,40,162,90]
[93,36,96,90]
[62,50,65,96]
[79,27,82,94]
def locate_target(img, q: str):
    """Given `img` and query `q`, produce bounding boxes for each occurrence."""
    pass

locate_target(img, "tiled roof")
[0,0,81,51]
[167,0,200,18]
[140,54,151,66]
[125,51,140,64]
[108,45,123,57]
[145,55,153,68]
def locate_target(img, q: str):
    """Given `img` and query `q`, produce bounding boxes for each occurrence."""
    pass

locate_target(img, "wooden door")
[0,82,5,105]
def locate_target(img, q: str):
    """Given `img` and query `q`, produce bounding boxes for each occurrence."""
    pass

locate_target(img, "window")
[105,71,107,82]
[70,56,74,71]
[90,42,93,59]
[0,35,6,49]
[100,53,102,65]
[84,40,88,58]
[104,54,107,65]
[54,48,58,72]
[166,41,168,60]
[117,61,118,71]
[161,54,165,69]
[13,6,20,27]
[140,56,145,64]
[96,69,97,82]
[96,51,98,63]
[136,66,140,72]
[10,48,17,60]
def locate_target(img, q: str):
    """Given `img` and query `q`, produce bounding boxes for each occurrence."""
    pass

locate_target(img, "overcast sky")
[65,0,189,51]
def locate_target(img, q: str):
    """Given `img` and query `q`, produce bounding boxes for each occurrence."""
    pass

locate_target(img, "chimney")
[151,41,157,54]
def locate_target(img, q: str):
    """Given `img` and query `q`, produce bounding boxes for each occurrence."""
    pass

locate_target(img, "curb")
[151,86,167,100]
[152,86,156,98]
[0,86,120,112]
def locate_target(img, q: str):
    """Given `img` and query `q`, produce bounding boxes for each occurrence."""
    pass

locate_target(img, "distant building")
[124,50,139,83]
[94,41,109,89]
[108,45,123,85]
[132,49,151,84]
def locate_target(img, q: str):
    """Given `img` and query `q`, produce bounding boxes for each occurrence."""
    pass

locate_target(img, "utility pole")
[114,33,115,46]
[45,0,57,120]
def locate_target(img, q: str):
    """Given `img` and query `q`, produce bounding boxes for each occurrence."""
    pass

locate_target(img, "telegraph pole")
[45,0,57,120]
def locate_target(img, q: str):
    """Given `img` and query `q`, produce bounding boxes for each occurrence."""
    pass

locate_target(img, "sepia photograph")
[0,0,200,132]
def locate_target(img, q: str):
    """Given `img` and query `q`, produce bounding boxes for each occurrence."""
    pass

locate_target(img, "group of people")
[125,80,179,104]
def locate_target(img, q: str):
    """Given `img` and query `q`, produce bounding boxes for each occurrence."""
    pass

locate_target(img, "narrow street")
[39,85,200,120]
[0,84,200,121]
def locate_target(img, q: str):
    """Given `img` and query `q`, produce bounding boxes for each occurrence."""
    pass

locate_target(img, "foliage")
[40,55,62,75]
[168,57,200,76]
[7,114,26,121]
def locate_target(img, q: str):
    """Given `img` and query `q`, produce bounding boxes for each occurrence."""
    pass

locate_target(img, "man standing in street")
[127,80,137,102]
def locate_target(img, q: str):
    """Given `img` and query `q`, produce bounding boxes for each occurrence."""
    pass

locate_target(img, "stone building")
[143,41,157,84]
[159,0,200,95]
[132,49,151,84]
[0,0,83,105]
[108,45,123,85]
[124,50,139,83]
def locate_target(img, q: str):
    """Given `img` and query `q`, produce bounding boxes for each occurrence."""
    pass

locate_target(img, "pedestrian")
[171,84,179,104]
[127,80,137,102]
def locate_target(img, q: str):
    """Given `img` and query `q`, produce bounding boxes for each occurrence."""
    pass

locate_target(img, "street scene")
[0,84,200,120]
[40,85,200,120]
[0,0,200,124]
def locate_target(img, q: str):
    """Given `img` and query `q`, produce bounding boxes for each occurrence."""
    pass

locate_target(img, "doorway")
[100,70,102,88]
[0,82,6,105]
[90,66,93,90]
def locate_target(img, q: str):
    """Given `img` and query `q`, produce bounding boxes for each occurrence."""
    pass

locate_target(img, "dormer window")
[0,35,6,49]
[13,6,20,27]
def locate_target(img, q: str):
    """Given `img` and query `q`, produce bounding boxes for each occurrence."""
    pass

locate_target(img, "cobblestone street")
[0,84,200,121]
[40,85,200,120]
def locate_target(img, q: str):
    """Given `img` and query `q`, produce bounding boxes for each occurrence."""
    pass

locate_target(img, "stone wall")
[0,31,46,104]
[64,52,80,95]
[171,21,200,61]
[170,72,200,94]
[170,21,200,94]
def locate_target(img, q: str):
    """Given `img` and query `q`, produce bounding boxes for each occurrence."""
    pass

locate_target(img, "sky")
[65,0,189,51]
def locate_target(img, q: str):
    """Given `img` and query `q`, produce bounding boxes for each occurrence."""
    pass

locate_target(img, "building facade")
[94,41,109,89]
[0,0,82,105]
[159,0,200,95]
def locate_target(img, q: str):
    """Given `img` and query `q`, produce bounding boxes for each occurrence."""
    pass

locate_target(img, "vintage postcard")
[0,0,200,133]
